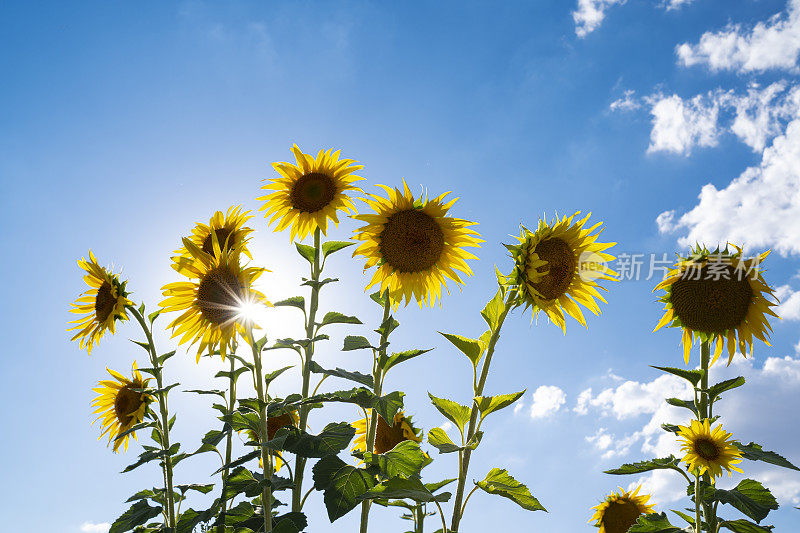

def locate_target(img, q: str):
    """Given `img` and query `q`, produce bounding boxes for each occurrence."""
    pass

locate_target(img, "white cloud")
[582,374,692,419]
[664,116,800,255]
[573,0,627,38]
[80,523,110,533]
[574,387,593,415]
[677,0,800,73]
[763,355,800,381]
[646,93,720,155]
[728,82,798,151]
[629,469,687,503]
[529,385,566,419]
[656,210,676,233]
[662,0,695,10]
[775,284,800,320]
[610,90,641,112]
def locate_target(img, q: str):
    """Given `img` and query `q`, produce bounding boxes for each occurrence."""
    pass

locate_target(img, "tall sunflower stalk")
[604,245,795,532]
[216,343,239,533]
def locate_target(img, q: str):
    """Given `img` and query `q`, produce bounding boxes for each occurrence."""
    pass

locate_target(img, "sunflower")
[175,205,254,262]
[161,238,269,361]
[244,411,299,472]
[257,144,364,241]
[352,411,422,455]
[352,180,482,307]
[506,212,616,331]
[68,251,132,354]
[653,245,778,365]
[589,486,655,533]
[677,418,743,480]
[91,363,153,453]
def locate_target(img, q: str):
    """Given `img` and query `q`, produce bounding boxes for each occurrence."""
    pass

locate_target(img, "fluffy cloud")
[573,0,627,38]
[610,89,641,112]
[677,0,800,73]
[528,385,567,419]
[646,94,720,154]
[80,523,110,533]
[775,285,800,320]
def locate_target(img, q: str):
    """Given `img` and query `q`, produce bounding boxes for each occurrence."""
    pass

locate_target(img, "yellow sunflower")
[653,245,778,365]
[175,205,254,262]
[352,411,422,454]
[589,486,655,533]
[161,238,269,361]
[257,144,364,241]
[506,212,617,331]
[91,363,153,453]
[352,180,482,307]
[677,418,743,480]
[68,251,132,354]
[244,410,299,472]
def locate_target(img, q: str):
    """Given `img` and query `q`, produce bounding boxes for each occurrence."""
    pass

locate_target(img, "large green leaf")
[735,442,800,470]
[706,479,778,523]
[342,335,374,351]
[313,455,376,522]
[720,519,775,532]
[273,511,309,533]
[475,468,546,512]
[481,289,506,331]
[109,500,163,533]
[374,391,405,425]
[428,393,471,436]
[295,242,316,263]
[309,361,373,387]
[628,512,684,532]
[318,311,363,328]
[439,332,483,367]
[651,366,704,386]
[359,476,450,503]
[665,397,698,416]
[708,376,746,401]
[273,296,306,312]
[381,348,432,373]
[281,422,356,458]
[475,391,525,420]
[362,440,431,478]
[604,456,680,475]
[427,427,461,454]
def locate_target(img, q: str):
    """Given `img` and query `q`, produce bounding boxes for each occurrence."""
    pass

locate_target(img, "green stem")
[695,473,702,533]
[130,306,176,529]
[248,328,272,533]
[217,352,238,532]
[699,341,715,532]
[359,294,392,533]
[449,291,515,533]
[293,228,322,512]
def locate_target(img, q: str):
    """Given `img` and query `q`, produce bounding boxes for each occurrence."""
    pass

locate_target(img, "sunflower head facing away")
[506,212,617,332]
[161,238,269,361]
[653,245,778,365]
[244,410,299,471]
[175,205,254,263]
[352,180,482,307]
[257,144,364,241]
[353,411,422,455]
[589,486,655,533]
[92,364,153,453]
[69,251,132,354]
[677,418,743,480]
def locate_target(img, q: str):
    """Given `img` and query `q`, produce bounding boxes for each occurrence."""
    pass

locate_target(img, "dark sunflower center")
[530,238,576,300]
[196,267,245,325]
[670,264,752,334]
[694,437,721,461]
[374,415,408,454]
[267,413,295,441]
[114,385,144,427]
[290,172,337,213]
[202,228,235,256]
[95,281,117,323]
[378,209,445,273]
[601,500,643,533]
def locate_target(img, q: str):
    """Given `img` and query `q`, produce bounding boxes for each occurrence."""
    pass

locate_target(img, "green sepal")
[475,468,546,512]
[313,455,376,522]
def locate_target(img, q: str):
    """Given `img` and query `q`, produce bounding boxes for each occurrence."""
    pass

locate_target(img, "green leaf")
[362,440,432,478]
[735,442,800,471]
[309,361,373,387]
[720,519,775,532]
[265,365,294,385]
[343,335,373,351]
[319,311,363,328]
[114,421,155,444]
[706,479,778,523]
[175,483,214,495]
[604,456,680,475]
[425,478,457,494]
[370,291,387,306]
[374,391,405,425]
[281,422,357,458]
[109,500,162,533]
[628,512,684,532]
[651,366,704,386]
[481,289,506,331]
[376,316,399,337]
[439,332,483,367]
[299,387,377,411]
[475,391,525,420]
[359,476,449,503]
[175,505,218,533]
[708,376,746,401]
[273,296,306,312]
[215,366,250,381]
[427,427,461,454]
[428,393,471,437]
[157,350,175,364]
[125,489,158,502]
[381,348,432,373]
[301,277,339,289]
[665,397,698,416]
[313,455,376,522]
[121,448,167,473]
[295,242,316,263]
[273,512,309,533]
[322,240,354,258]
[184,388,227,398]
[222,466,264,500]
[475,468,546,512]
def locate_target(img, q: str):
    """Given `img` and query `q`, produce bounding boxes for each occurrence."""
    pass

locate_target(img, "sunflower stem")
[695,473,702,533]
[129,306,177,529]
[699,341,715,532]
[293,228,322,512]
[217,351,238,533]
[248,327,273,532]
[359,293,392,533]
[449,290,515,533]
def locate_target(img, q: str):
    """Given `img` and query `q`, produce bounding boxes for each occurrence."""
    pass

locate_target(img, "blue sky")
[2,0,800,531]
